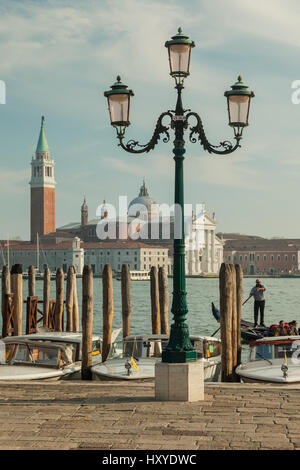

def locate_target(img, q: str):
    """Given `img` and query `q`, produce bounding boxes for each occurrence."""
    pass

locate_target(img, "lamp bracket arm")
[185,111,241,155]
[117,111,173,154]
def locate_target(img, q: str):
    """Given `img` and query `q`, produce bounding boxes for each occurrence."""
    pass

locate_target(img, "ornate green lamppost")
[104,28,254,364]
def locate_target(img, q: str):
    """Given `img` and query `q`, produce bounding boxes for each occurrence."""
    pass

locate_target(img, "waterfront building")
[222,234,300,275]
[0,237,84,274]
[0,239,168,276]
[84,241,168,275]
[30,117,56,243]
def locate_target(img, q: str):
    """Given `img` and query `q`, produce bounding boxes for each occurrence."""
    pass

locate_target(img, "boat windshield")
[250,341,300,362]
[274,342,300,359]
[107,338,169,360]
[4,343,67,368]
[250,344,273,362]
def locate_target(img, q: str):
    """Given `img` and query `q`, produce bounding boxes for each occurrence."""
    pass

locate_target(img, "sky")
[1,0,300,240]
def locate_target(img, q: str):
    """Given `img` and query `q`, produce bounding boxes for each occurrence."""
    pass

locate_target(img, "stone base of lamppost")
[155,360,204,402]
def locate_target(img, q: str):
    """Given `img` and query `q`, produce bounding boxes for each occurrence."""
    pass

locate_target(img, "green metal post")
[162,84,197,363]
[162,144,197,363]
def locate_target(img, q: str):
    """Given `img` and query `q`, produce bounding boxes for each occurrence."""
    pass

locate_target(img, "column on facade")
[211,229,215,274]
[205,229,211,273]
[194,230,201,274]
[185,247,189,275]
[190,233,196,275]
[186,235,193,275]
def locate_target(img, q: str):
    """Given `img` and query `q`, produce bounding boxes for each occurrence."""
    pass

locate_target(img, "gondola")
[211,302,269,342]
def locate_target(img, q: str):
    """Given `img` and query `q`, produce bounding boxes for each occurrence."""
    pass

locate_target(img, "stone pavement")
[0,380,299,450]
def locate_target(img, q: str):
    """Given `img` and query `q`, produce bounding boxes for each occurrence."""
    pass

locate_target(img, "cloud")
[0,168,29,194]
[217,0,300,49]
[0,1,195,79]
[101,149,262,190]
[185,153,263,190]
[101,153,172,178]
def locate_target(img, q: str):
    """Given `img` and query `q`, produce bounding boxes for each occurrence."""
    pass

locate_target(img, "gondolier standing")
[250,279,266,328]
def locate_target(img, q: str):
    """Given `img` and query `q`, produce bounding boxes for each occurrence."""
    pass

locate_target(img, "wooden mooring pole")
[219,262,242,382]
[66,266,75,332]
[1,265,10,320]
[121,264,132,339]
[1,266,11,337]
[230,264,239,382]
[150,266,160,335]
[158,266,169,335]
[11,264,23,336]
[102,264,114,362]
[54,268,64,332]
[81,265,93,380]
[235,264,244,367]
[72,269,79,332]
[43,267,50,327]
[28,265,36,297]
[219,263,233,382]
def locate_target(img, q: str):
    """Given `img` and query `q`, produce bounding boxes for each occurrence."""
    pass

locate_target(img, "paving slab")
[0,381,298,450]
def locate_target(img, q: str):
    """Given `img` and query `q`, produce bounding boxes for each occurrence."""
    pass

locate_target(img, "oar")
[242,295,252,306]
[211,326,221,337]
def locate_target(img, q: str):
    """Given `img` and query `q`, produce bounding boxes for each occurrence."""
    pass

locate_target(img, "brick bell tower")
[30,116,56,243]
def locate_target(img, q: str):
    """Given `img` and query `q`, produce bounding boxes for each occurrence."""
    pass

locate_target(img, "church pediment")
[194,213,217,227]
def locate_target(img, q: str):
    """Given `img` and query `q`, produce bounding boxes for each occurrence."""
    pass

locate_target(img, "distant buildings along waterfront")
[0,239,167,276]
[222,233,300,275]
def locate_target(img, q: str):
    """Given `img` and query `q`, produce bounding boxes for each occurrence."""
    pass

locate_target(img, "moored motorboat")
[8,331,102,360]
[236,336,300,384]
[0,338,81,381]
[0,331,106,380]
[91,334,221,382]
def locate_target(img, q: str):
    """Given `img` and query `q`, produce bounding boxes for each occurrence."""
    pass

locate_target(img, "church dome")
[128,180,158,218]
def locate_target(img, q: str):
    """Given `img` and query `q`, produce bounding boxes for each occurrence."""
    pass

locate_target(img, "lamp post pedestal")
[155,360,204,402]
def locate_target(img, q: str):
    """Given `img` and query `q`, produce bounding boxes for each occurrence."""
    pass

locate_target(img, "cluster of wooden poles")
[1,263,170,380]
[219,263,243,382]
[1,264,80,335]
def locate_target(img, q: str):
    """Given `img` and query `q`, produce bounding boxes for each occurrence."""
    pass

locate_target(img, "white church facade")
[184,207,223,276]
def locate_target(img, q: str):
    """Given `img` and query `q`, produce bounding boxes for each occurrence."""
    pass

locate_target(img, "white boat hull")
[0,364,81,381]
[92,358,221,382]
[236,360,300,384]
